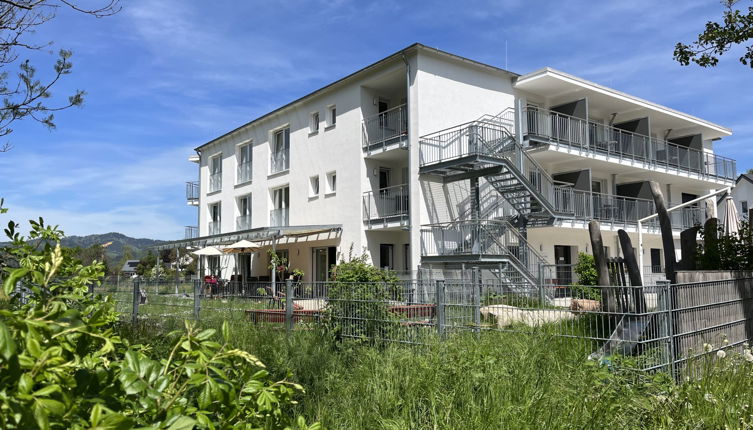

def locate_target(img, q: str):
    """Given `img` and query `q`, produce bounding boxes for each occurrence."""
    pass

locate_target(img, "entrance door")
[313,248,328,282]
[554,245,573,286]
[650,248,662,273]
[379,244,394,270]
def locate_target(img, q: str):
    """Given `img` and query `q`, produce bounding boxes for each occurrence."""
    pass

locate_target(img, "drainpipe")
[195,148,202,277]
[401,51,413,274]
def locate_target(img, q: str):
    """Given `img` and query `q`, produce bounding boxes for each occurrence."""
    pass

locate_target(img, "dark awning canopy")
[152,225,342,251]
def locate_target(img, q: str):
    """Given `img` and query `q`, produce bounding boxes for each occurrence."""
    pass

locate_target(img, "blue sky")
[0,0,751,240]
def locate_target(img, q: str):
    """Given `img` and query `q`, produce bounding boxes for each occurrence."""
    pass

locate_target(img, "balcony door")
[554,245,573,286]
[379,244,394,270]
[313,246,337,282]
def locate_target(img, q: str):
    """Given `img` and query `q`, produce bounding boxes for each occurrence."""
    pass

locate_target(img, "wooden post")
[703,218,720,270]
[649,181,677,284]
[678,226,700,270]
[589,220,616,312]
[618,229,646,313]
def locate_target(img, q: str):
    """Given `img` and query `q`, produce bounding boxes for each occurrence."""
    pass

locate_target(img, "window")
[379,244,394,270]
[209,154,222,192]
[271,128,290,173]
[404,244,410,271]
[310,112,320,133]
[327,105,336,127]
[326,171,336,194]
[650,248,662,273]
[271,186,289,226]
[209,202,221,235]
[237,143,252,184]
[237,195,251,230]
[309,175,319,197]
[742,200,749,215]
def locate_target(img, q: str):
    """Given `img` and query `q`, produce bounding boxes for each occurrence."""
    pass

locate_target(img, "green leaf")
[221,320,229,343]
[2,267,29,298]
[0,320,16,360]
[166,415,197,430]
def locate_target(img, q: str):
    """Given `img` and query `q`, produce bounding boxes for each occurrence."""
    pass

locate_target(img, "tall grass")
[120,319,753,429]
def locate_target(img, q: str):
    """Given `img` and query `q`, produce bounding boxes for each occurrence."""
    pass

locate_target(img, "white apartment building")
[162,43,737,288]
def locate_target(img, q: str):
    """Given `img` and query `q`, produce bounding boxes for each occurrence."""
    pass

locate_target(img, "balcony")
[208,221,220,235]
[186,181,199,205]
[270,150,289,174]
[236,214,252,231]
[270,207,289,227]
[237,161,252,184]
[363,184,409,228]
[553,189,704,231]
[209,173,222,193]
[185,226,198,239]
[362,104,408,155]
[523,107,736,182]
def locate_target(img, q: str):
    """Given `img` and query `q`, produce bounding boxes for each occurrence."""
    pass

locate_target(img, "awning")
[153,224,342,251]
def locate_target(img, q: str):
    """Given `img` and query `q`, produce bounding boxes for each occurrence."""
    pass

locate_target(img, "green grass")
[119,317,753,429]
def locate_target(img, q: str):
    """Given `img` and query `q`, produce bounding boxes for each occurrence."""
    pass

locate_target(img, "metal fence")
[101,276,753,376]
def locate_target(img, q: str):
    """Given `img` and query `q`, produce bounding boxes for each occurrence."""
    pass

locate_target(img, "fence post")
[656,280,677,378]
[193,279,201,320]
[131,280,140,325]
[472,267,481,337]
[436,280,446,339]
[538,262,545,305]
[285,279,294,334]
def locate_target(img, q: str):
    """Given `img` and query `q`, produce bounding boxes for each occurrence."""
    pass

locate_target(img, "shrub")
[573,252,598,286]
[326,252,401,343]
[0,215,318,429]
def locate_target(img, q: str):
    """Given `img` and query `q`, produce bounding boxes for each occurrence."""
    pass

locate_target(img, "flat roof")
[194,43,517,152]
[515,67,732,138]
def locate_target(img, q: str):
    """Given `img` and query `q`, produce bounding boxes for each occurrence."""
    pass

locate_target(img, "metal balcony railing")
[236,214,252,231]
[185,226,198,239]
[208,221,220,236]
[362,184,409,222]
[186,181,199,205]
[270,150,289,174]
[270,208,289,227]
[362,104,408,151]
[237,161,252,184]
[209,173,222,193]
[551,189,705,230]
[523,107,736,181]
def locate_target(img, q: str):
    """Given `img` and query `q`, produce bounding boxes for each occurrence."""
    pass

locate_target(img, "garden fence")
[100,275,753,375]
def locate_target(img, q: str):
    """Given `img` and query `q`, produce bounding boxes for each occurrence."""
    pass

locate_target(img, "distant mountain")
[59,232,165,260]
[1,232,165,262]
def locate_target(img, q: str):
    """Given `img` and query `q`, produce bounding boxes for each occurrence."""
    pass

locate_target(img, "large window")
[271,128,290,173]
[209,202,221,235]
[271,186,289,226]
[237,194,251,230]
[237,143,252,184]
[209,155,222,192]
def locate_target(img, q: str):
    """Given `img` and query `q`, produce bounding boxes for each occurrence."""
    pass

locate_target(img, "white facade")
[179,43,736,284]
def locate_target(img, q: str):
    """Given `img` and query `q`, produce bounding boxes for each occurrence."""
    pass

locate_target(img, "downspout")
[401,51,412,274]
[195,148,202,277]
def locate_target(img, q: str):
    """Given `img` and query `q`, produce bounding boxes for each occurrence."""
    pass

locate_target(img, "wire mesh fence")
[99,276,753,375]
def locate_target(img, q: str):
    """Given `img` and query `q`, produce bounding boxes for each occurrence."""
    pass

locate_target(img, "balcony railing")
[186,181,199,205]
[236,214,252,231]
[208,221,220,235]
[185,226,198,239]
[552,189,705,230]
[363,184,409,222]
[237,161,252,184]
[523,107,736,181]
[270,150,289,174]
[362,104,408,152]
[270,208,289,227]
[209,173,222,192]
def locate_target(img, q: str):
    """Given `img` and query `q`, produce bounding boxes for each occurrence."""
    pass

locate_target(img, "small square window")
[326,105,336,128]
[326,171,336,194]
[310,112,320,133]
[310,175,320,197]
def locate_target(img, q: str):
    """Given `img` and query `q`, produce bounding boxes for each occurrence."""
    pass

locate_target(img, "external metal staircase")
[418,108,585,296]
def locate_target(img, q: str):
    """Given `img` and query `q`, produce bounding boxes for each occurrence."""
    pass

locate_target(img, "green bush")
[326,252,401,343]
[0,215,318,429]
[573,252,598,286]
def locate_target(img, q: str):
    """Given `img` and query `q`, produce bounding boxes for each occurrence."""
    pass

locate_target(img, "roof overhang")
[515,68,732,140]
[152,225,342,251]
